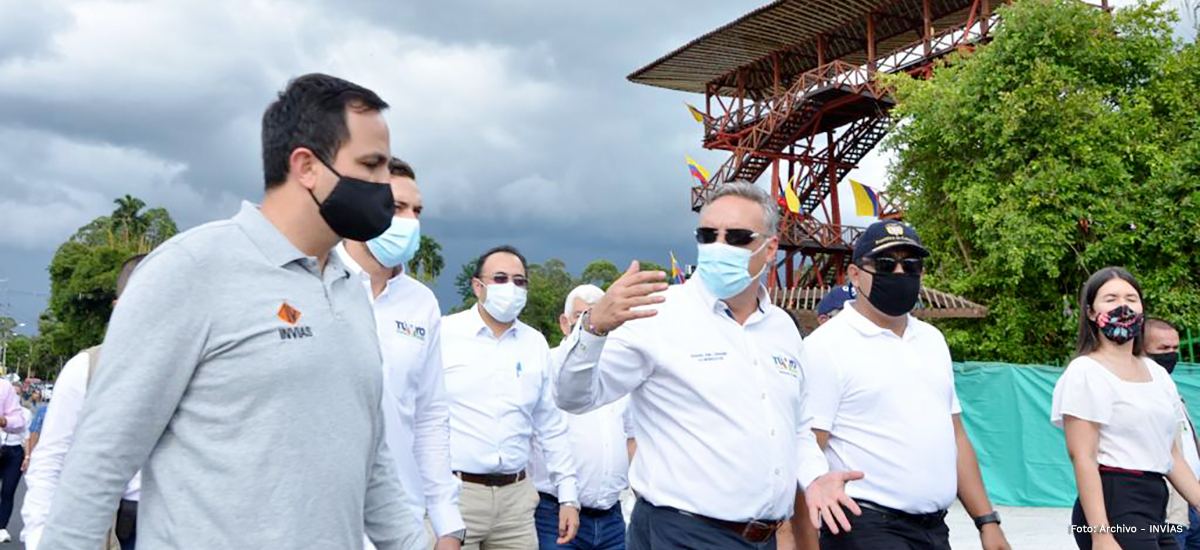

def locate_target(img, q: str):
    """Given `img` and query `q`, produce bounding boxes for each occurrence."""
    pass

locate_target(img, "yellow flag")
[850,179,881,217]
[686,157,711,186]
[684,102,705,123]
[783,172,801,214]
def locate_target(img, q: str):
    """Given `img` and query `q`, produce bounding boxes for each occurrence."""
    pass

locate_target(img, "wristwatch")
[580,310,609,338]
[973,511,1001,530]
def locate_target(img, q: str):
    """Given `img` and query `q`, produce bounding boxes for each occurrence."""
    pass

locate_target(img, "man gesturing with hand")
[555,182,862,550]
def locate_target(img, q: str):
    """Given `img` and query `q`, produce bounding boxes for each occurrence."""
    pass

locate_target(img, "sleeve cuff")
[555,479,579,505]
[570,330,607,365]
[427,503,467,539]
[797,455,830,491]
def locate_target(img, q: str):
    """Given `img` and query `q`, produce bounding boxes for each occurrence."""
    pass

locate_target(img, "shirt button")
[774,468,781,475]
[761,393,767,400]
[770,429,776,436]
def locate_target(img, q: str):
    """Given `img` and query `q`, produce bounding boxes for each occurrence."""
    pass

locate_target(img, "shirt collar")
[841,300,916,339]
[686,276,770,320]
[466,303,518,340]
[233,201,311,267]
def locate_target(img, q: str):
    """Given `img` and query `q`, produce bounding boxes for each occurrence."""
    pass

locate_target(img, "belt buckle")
[741,520,775,543]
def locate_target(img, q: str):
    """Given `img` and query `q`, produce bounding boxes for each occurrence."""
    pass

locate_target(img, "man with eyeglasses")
[800,221,1011,550]
[556,182,862,550]
[440,245,580,550]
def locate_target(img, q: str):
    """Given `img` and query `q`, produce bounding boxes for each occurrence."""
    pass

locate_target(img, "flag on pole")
[684,102,706,123]
[850,179,881,217]
[686,157,710,186]
[782,172,801,214]
[669,251,686,285]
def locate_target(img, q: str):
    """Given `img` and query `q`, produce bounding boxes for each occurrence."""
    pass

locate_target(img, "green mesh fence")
[955,361,1200,507]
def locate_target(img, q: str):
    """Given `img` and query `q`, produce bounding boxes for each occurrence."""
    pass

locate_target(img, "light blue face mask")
[696,241,769,299]
[366,217,421,268]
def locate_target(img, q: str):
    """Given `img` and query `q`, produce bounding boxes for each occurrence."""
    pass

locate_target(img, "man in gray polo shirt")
[38,74,426,550]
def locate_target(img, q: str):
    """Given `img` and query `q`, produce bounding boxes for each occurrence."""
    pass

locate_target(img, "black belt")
[1099,465,1165,479]
[641,498,783,544]
[538,491,619,518]
[857,500,948,529]
[455,470,526,487]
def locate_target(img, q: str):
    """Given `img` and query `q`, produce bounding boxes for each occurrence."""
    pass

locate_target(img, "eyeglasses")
[695,227,762,247]
[861,257,924,276]
[479,273,528,288]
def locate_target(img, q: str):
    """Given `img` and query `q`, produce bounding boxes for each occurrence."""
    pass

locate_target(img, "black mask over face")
[865,270,921,317]
[309,156,393,241]
[1148,351,1180,374]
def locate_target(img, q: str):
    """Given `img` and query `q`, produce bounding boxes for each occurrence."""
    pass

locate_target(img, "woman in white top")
[1053,267,1200,550]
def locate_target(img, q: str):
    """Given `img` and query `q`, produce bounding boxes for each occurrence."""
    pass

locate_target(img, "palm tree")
[111,195,147,245]
[406,235,445,284]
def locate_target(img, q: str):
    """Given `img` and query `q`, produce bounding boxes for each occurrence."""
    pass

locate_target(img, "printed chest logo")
[395,320,427,342]
[277,302,314,340]
[689,351,728,363]
[772,356,800,377]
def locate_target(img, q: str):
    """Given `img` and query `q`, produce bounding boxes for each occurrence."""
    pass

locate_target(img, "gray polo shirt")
[38,202,425,550]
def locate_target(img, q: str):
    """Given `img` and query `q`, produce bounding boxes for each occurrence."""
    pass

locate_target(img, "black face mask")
[1148,351,1180,374]
[309,157,393,241]
[865,271,921,317]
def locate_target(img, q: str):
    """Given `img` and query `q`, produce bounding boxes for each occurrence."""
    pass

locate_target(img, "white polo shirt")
[557,277,829,523]
[800,302,961,515]
[441,306,579,504]
[529,344,634,510]
[335,244,465,538]
[1052,356,1183,474]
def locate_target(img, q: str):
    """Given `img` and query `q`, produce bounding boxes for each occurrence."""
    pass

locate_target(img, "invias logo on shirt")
[395,320,427,341]
[277,302,314,340]
[772,356,800,377]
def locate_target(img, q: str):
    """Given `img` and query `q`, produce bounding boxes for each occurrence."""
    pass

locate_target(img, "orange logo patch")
[277,302,301,325]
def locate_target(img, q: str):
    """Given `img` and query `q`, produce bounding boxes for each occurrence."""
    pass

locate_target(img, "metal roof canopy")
[628,0,981,95]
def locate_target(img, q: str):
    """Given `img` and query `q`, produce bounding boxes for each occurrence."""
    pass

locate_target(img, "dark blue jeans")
[626,498,776,550]
[536,494,625,550]
[1175,507,1200,550]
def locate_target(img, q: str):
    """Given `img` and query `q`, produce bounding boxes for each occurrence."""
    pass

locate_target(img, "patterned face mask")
[1094,305,1144,345]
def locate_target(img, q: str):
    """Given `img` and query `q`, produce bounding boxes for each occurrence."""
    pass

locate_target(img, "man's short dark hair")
[389,157,416,180]
[474,245,528,278]
[116,254,148,299]
[1146,318,1178,334]
[261,73,389,189]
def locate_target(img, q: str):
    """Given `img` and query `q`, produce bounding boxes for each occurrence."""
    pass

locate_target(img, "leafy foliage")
[884,0,1200,363]
[406,235,445,285]
[38,196,179,360]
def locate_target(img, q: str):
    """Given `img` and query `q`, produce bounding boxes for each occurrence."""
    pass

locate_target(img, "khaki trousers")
[459,476,539,550]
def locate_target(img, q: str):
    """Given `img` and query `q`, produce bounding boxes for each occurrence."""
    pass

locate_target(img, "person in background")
[441,245,580,550]
[815,285,855,326]
[337,157,466,550]
[1145,318,1200,550]
[22,254,148,550]
[1054,267,1200,550]
[22,390,47,472]
[530,284,634,550]
[0,398,30,543]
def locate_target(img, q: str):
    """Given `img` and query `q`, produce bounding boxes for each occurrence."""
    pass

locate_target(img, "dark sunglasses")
[479,273,528,288]
[861,257,924,276]
[695,227,762,247]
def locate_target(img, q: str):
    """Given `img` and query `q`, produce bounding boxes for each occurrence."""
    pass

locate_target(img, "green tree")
[454,259,481,311]
[406,235,445,285]
[883,0,1200,363]
[40,196,179,358]
[580,260,621,289]
[520,259,576,346]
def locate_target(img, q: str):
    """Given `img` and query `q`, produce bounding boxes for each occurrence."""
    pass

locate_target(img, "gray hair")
[563,284,606,317]
[700,181,780,236]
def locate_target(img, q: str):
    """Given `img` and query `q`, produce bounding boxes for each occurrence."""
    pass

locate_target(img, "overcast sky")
[0,0,1191,336]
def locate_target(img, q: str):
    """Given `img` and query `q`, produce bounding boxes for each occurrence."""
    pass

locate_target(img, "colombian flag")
[670,251,686,285]
[850,179,881,217]
[686,157,710,187]
[783,172,802,214]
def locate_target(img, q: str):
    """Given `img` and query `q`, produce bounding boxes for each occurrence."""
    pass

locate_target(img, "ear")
[289,147,320,192]
[558,313,571,335]
[471,278,487,302]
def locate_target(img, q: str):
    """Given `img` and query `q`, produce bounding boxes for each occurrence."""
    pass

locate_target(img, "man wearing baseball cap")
[800,221,1012,550]
[815,285,856,326]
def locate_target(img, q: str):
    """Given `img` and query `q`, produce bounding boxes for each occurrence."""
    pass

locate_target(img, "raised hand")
[587,261,668,335]
[805,470,865,534]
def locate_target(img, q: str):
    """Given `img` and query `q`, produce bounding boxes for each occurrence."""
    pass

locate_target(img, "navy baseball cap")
[817,285,857,316]
[851,221,930,264]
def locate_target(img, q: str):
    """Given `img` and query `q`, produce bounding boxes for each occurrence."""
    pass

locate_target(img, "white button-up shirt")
[529,345,634,510]
[556,278,829,522]
[22,350,142,550]
[441,306,579,503]
[336,244,465,538]
[801,302,961,514]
